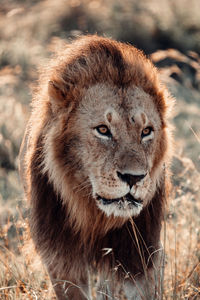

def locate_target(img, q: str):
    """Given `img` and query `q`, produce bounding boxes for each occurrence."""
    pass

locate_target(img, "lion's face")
[71,83,165,218]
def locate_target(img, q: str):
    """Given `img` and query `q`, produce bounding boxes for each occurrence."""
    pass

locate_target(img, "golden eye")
[96,125,111,137]
[141,126,153,138]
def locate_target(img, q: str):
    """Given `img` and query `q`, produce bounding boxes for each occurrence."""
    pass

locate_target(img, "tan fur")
[19,35,174,299]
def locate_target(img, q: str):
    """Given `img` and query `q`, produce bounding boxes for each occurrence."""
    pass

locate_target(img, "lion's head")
[34,35,173,223]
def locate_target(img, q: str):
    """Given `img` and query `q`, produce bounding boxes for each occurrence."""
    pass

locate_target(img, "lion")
[19,35,174,299]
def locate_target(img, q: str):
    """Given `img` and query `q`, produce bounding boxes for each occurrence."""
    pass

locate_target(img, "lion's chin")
[95,193,143,218]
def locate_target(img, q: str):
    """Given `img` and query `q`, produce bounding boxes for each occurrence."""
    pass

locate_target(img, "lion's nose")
[117,171,146,188]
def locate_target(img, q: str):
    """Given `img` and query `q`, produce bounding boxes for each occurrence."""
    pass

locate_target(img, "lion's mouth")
[96,193,142,207]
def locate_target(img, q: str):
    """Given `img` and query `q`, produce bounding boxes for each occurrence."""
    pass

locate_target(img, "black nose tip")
[117,171,146,188]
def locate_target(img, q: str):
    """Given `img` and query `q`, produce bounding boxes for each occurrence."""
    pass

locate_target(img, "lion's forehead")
[78,83,161,128]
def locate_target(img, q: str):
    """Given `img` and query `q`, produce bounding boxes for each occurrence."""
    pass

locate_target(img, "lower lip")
[96,193,142,206]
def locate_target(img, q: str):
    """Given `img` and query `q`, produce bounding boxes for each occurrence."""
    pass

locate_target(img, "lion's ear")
[48,80,67,112]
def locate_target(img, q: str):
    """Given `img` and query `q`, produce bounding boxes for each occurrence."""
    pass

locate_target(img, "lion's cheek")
[150,131,168,173]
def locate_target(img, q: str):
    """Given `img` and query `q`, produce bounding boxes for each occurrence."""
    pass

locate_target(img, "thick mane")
[35,35,170,121]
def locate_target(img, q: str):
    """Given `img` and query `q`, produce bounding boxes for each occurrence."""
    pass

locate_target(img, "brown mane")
[34,35,168,122]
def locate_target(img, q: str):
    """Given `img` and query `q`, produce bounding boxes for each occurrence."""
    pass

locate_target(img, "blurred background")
[0,0,200,299]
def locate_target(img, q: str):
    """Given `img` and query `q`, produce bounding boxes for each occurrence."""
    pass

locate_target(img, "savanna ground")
[0,0,200,299]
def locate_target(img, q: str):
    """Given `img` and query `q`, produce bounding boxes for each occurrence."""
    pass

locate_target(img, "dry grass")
[0,0,200,299]
[0,205,56,300]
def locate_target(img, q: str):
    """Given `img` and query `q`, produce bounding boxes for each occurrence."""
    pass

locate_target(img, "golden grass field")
[0,0,200,299]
